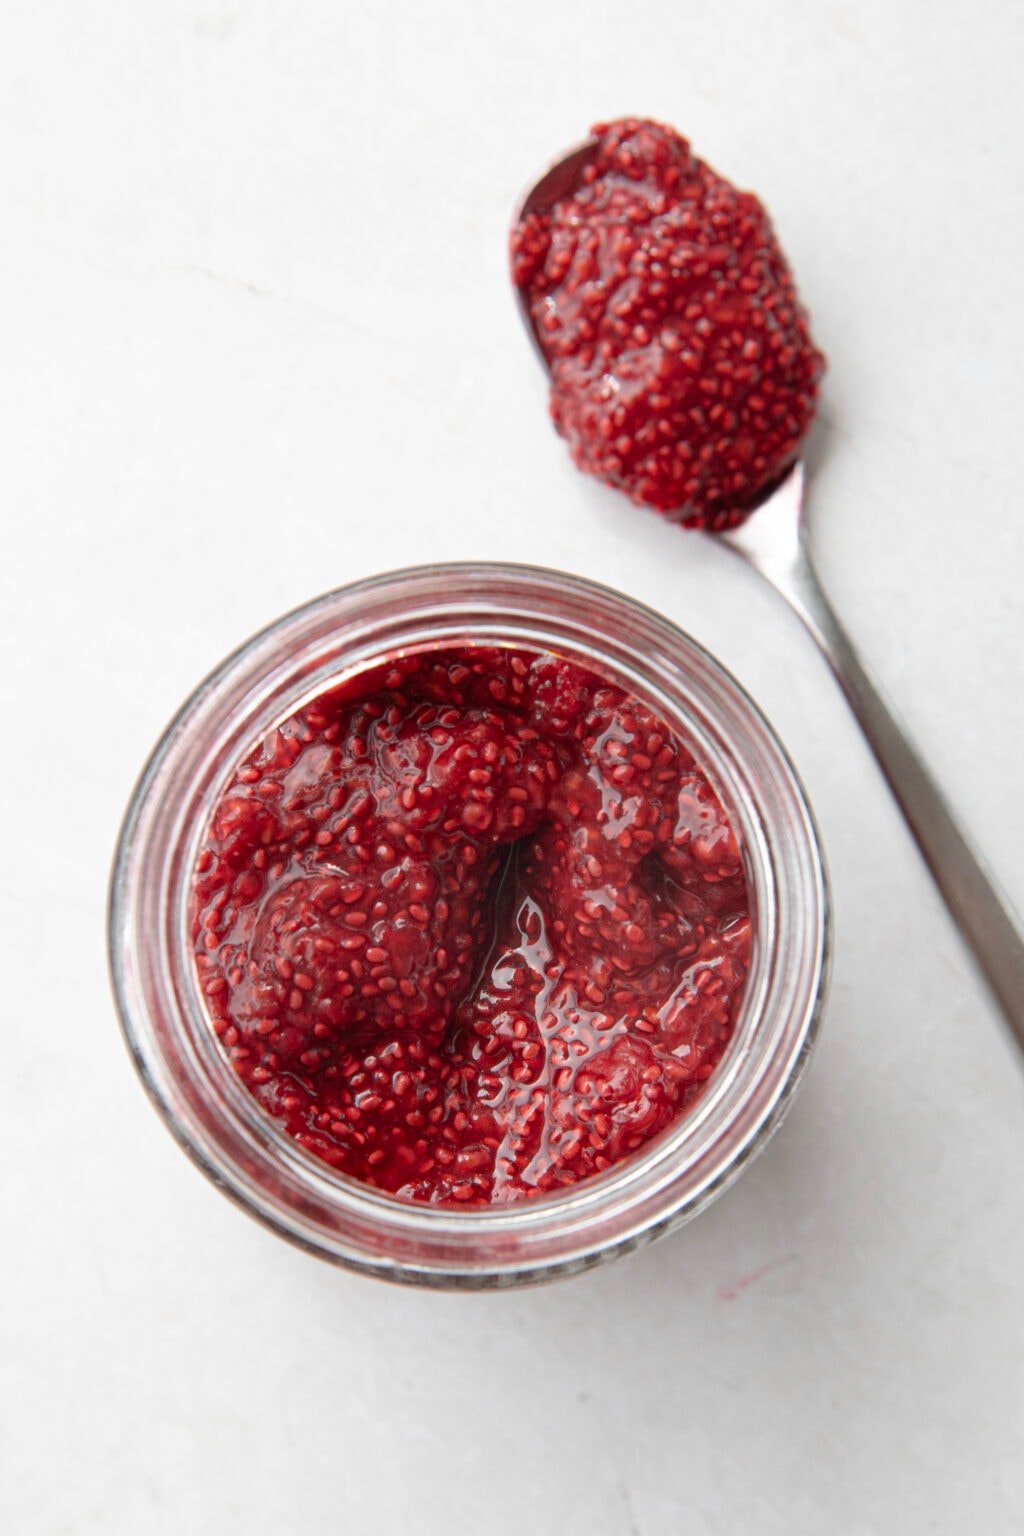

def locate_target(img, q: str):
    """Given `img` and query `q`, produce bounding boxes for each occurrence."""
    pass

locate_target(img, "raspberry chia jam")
[512,118,824,527]
[111,566,829,1284]
[193,646,751,1205]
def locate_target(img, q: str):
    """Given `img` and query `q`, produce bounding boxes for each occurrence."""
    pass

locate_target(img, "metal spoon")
[514,145,1024,1054]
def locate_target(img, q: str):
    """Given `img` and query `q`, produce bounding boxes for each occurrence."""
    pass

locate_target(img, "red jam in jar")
[511,117,824,528]
[192,646,752,1205]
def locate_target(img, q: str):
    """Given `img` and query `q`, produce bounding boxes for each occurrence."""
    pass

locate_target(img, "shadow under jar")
[109,563,830,1288]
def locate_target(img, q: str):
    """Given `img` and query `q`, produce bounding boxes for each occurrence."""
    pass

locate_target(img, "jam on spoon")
[511,117,824,529]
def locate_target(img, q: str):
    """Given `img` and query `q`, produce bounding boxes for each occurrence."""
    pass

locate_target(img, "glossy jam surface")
[192,647,751,1204]
[511,117,824,528]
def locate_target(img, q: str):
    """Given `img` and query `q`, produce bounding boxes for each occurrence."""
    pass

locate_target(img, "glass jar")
[109,563,830,1288]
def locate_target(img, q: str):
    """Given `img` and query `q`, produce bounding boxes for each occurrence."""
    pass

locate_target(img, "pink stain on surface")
[718,1254,796,1302]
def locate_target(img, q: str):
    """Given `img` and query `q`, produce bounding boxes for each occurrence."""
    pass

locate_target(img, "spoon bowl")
[513,138,597,366]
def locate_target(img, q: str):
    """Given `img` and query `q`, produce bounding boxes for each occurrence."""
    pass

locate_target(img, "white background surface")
[2,2,1023,1531]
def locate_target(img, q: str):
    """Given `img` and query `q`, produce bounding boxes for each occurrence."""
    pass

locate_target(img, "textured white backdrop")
[2,2,1023,1532]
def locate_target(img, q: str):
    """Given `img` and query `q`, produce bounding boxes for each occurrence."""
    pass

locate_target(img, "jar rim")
[109,561,831,1286]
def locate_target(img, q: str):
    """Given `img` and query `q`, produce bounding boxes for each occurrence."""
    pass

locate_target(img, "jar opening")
[111,564,829,1284]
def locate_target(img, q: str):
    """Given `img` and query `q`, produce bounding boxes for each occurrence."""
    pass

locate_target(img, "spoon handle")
[762,540,1024,1055]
